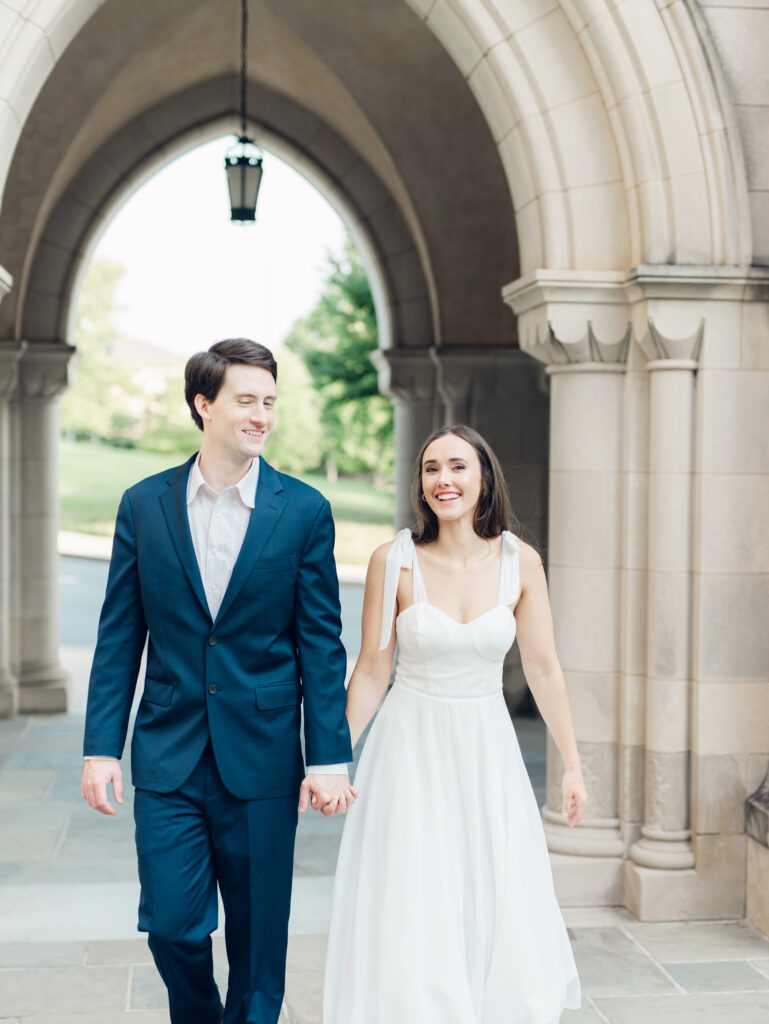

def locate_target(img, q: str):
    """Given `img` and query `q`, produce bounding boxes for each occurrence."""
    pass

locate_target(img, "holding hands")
[299,773,358,817]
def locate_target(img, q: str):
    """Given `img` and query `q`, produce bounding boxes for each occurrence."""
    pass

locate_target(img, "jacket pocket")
[255,680,302,710]
[142,678,174,707]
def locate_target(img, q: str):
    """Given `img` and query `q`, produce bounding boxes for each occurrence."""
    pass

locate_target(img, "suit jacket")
[83,454,353,800]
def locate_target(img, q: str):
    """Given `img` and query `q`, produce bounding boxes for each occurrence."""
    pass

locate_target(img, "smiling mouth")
[436,493,460,503]
[243,429,265,438]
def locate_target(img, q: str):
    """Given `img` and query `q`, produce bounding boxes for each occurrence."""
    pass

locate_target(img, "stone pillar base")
[629,828,694,870]
[625,834,746,920]
[747,839,769,938]
[550,852,625,906]
[543,809,625,858]
[18,665,69,713]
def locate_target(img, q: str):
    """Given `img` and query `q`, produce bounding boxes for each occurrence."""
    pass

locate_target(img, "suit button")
[208,684,218,695]
[208,635,218,646]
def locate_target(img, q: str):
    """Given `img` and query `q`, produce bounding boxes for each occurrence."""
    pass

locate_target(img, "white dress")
[323,529,581,1023]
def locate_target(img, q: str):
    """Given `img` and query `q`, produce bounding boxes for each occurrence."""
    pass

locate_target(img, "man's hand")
[298,773,358,817]
[81,759,124,816]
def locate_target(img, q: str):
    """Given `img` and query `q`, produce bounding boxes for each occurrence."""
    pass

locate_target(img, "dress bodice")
[380,529,520,700]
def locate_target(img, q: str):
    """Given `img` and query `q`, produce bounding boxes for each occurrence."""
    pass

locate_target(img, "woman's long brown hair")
[410,425,521,543]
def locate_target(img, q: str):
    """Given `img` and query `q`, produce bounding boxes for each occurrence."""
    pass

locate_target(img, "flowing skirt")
[323,683,581,1023]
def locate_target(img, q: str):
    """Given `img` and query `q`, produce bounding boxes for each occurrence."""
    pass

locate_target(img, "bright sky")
[88,136,347,358]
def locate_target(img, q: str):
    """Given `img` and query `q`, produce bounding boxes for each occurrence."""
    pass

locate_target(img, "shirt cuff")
[83,756,119,761]
[306,763,349,775]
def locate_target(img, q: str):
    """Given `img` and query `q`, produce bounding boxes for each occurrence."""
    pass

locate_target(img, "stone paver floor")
[1,648,768,1022]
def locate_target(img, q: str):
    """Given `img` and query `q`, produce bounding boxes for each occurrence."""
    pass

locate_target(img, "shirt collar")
[186,454,259,509]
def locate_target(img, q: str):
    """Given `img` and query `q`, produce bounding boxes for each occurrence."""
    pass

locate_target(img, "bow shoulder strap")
[379,528,414,650]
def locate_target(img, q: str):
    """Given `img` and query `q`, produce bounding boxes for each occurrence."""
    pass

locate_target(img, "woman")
[323,425,586,1023]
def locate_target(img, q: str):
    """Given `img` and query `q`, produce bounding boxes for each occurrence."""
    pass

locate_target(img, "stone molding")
[371,347,436,405]
[629,832,696,871]
[0,341,26,399]
[430,346,535,418]
[17,343,76,399]
[542,808,624,858]
[503,266,769,368]
[373,344,542,410]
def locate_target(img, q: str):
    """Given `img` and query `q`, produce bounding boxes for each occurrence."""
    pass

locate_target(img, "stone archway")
[17,86,434,355]
[1,0,768,929]
[0,0,526,723]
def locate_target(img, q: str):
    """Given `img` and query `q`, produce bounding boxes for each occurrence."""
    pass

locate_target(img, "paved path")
[0,563,767,1020]
[3,668,769,1022]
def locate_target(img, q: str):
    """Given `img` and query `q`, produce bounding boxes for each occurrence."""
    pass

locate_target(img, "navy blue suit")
[84,454,352,1023]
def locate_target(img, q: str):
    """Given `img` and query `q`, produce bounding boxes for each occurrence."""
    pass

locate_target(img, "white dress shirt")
[186,452,259,621]
[87,455,347,776]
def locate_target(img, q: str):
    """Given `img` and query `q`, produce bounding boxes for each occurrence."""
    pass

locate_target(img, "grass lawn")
[59,440,395,565]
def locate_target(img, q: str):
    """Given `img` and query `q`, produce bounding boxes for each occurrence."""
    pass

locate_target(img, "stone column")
[617,341,650,853]
[372,348,437,530]
[504,274,632,905]
[539,328,629,904]
[14,343,76,713]
[0,339,23,718]
[626,323,702,903]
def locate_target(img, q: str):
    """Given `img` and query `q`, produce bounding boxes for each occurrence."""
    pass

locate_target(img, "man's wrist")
[306,763,349,775]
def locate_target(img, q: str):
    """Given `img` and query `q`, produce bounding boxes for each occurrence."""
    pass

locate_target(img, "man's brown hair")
[184,339,277,431]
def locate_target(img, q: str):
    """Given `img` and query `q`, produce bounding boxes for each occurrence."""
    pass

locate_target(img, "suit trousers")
[133,742,299,1024]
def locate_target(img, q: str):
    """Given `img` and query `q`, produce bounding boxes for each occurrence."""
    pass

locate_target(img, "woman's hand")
[562,765,588,828]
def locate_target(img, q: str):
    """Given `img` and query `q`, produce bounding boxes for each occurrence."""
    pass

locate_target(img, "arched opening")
[59,132,398,562]
[2,48,531,725]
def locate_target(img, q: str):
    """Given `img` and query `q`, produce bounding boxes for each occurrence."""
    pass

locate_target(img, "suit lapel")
[213,458,286,626]
[159,454,212,620]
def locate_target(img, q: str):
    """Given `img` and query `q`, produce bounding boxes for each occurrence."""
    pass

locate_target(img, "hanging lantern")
[224,0,263,223]
[225,137,263,222]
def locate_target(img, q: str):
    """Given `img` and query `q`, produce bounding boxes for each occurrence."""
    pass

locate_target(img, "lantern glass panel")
[225,153,263,222]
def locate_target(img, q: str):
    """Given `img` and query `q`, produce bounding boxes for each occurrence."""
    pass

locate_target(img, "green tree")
[62,257,199,455]
[265,345,324,473]
[60,258,142,441]
[286,242,393,478]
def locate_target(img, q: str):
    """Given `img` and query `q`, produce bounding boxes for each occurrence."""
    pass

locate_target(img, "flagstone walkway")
[1,647,768,1022]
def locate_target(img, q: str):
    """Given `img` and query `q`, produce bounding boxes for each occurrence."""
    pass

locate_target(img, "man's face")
[195,363,276,462]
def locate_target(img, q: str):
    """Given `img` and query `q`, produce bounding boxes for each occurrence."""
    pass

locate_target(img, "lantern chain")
[240,0,248,139]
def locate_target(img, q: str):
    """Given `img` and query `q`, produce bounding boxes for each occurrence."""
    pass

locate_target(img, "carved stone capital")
[17,343,76,399]
[503,270,631,365]
[637,319,704,367]
[504,265,769,371]
[0,341,26,399]
[371,347,435,405]
[535,322,631,369]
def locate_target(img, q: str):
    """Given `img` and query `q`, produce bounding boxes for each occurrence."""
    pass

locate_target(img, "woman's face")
[421,433,483,525]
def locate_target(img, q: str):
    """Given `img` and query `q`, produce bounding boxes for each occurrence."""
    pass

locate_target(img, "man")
[81,339,354,1024]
